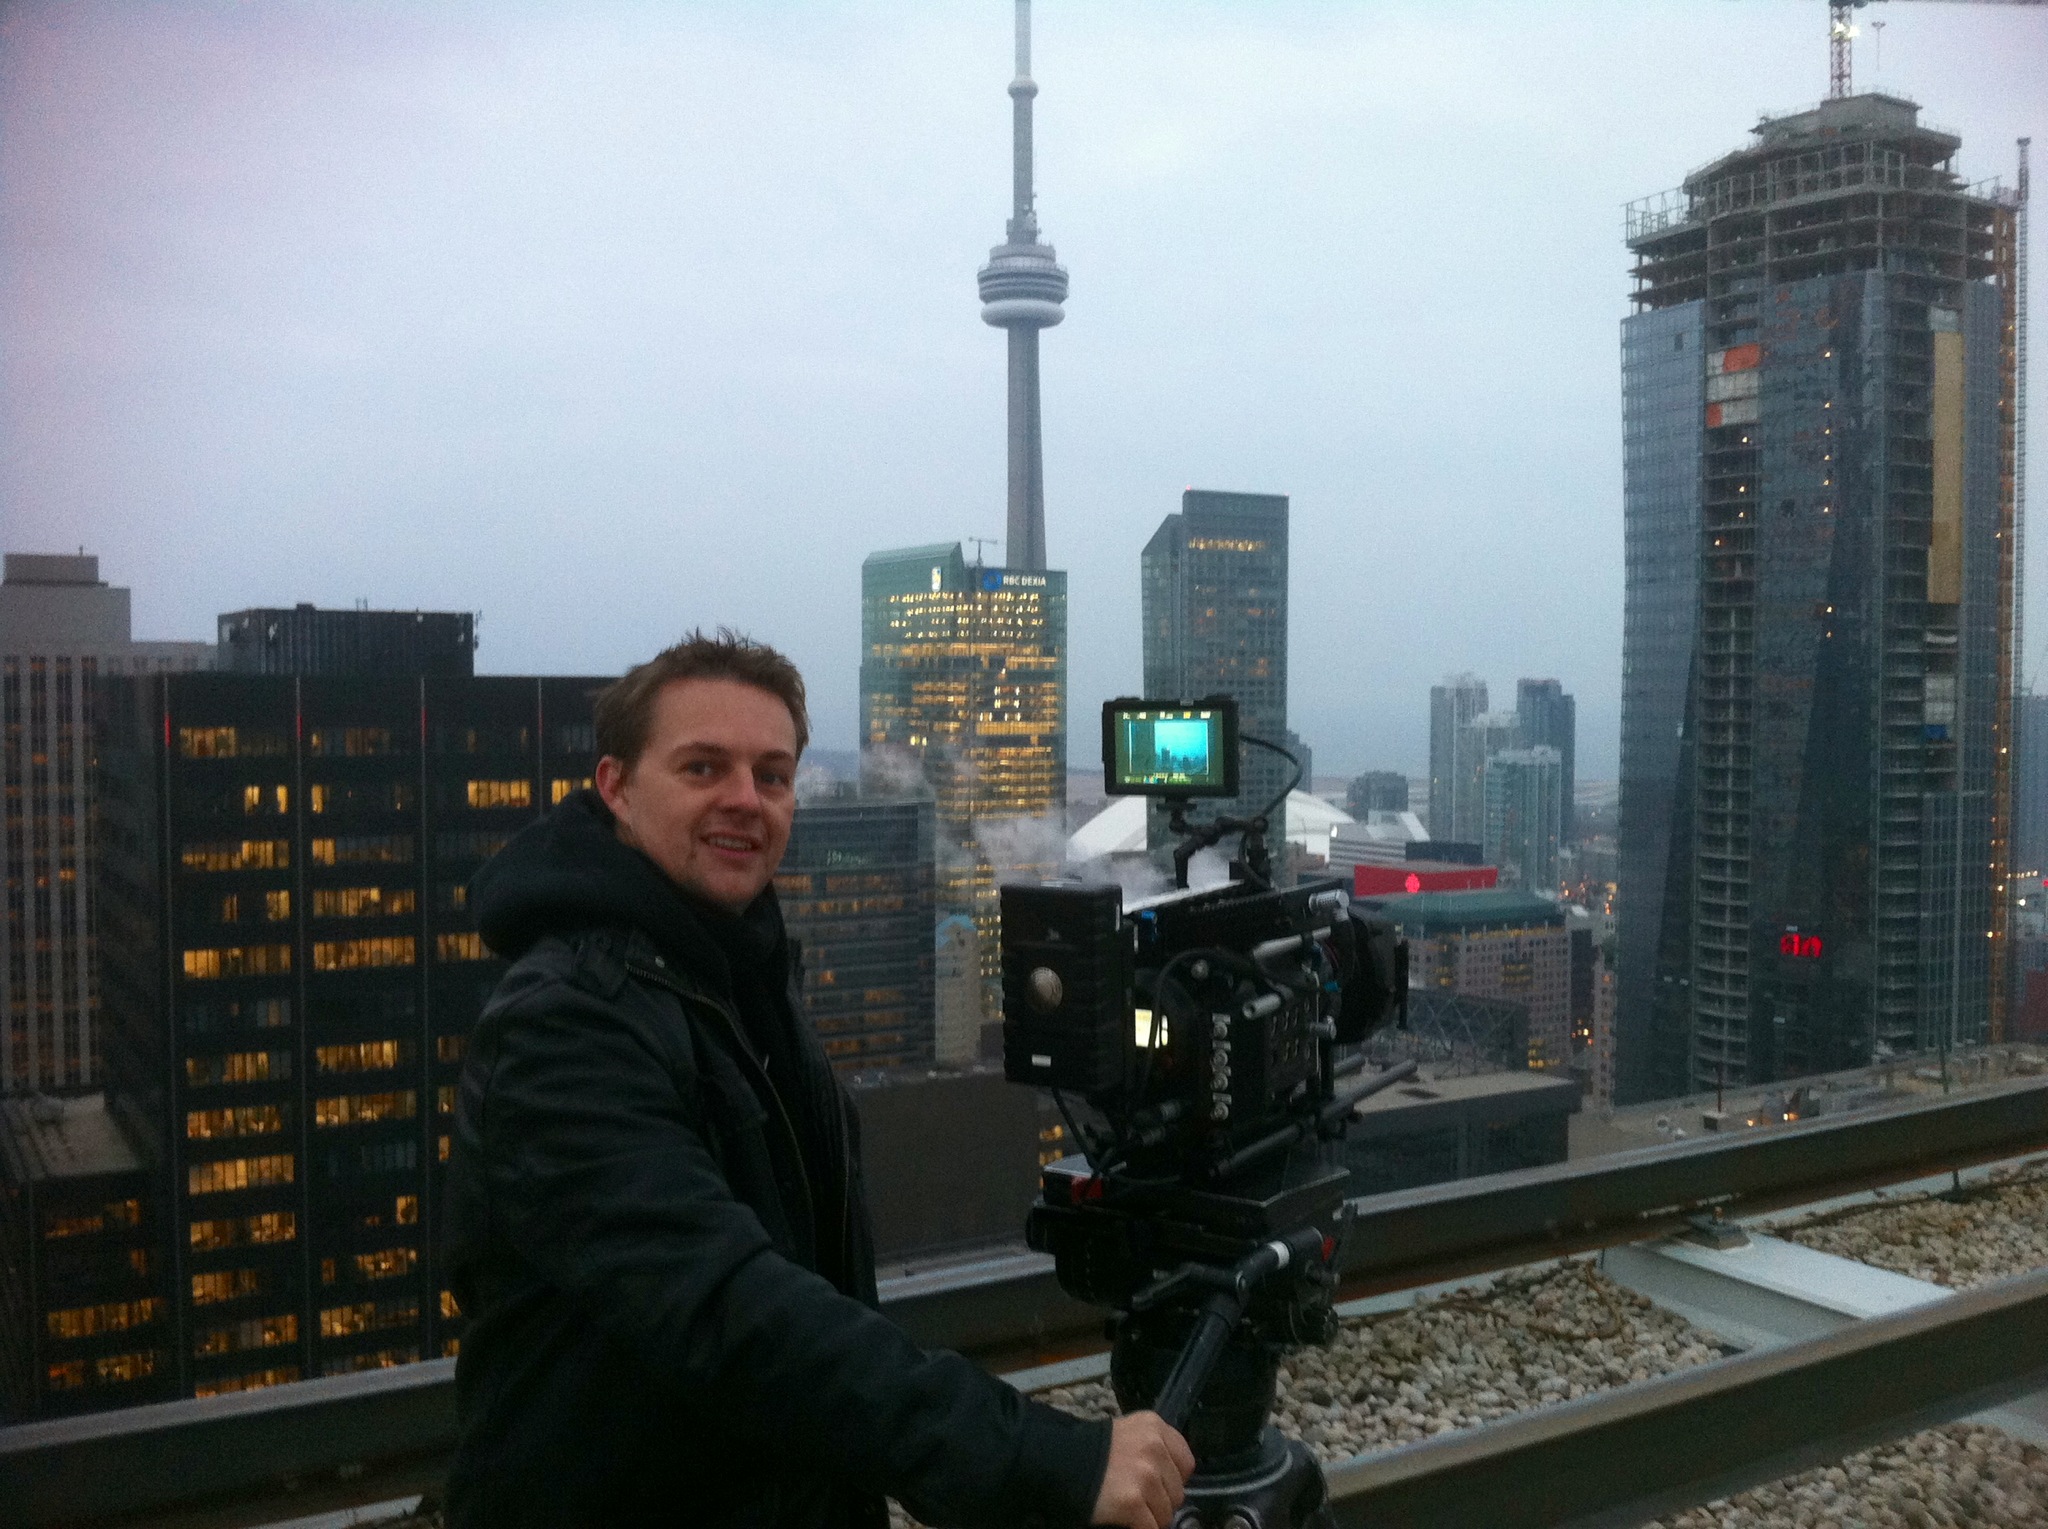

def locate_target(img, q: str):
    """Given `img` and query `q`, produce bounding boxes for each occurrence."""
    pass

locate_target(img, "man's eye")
[759,771,791,791]
[684,761,717,778]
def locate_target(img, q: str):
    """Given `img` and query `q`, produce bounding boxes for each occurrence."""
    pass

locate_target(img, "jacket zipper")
[628,957,820,1252]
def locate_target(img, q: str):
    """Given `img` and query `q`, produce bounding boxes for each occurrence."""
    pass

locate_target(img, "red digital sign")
[1779,932,1824,960]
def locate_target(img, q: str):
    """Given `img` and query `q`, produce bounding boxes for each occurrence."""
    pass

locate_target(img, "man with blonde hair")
[446,631,1193,1528]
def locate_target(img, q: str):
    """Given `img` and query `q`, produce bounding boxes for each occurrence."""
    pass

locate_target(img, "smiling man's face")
[594,677,800,912]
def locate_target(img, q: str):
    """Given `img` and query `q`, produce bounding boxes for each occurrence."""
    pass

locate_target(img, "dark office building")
[1340,1071,1578,1199]
[776,794,937,1076]
[1142,491,1290,836]
[1516,679,1577,845]
[0,1094,170,1419]
[1618,95,2019,1102]
[1346,772,1410,816]
[2017,694,2048,880]
[93,670,600,1401]
[216,607,475,679]
[848,1070,1048,1259]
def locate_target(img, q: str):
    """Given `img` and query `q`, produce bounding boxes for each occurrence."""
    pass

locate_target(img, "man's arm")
[476,988,1114,1528]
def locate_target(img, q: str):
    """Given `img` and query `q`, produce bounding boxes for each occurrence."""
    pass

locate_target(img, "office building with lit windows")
[1619,95,2020,1103]
[1,553,212,1097]
[860,544,1066,979]
[92,670,600,1402]
[0,1092,169,1419]
[776,793,936,1076]
[1141,491,1291,836]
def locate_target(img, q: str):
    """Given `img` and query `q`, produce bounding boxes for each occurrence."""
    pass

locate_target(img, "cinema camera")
[1000,698,1413,1529]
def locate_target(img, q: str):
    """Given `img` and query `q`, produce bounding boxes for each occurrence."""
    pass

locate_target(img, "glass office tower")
[95,672,600,1398]
[1141,491,1291,838]
[1619,95,2020,1102]
[860,544,1066,982]
[776,794,937,1077]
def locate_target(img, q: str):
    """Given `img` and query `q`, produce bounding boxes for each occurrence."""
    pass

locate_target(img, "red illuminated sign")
[1779,932,1824,960]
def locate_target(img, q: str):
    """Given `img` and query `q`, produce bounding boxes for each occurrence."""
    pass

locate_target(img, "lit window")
[186,1104,287,1140]
[186,1154,295,1195]
[550,778,593,805]
[189,1212,296,1251]
[320,1298,420,1338]
[436,931,486,962]
[46,1297,164,1339]
[354,1246,419,1282]
[315,1040,404,1073]
[181,840,290,873]
[186,1051,291,1086]
[314,1090,418,1128]
[192,1365,299,1398]
[190,1268,261,1306]
[182,945,292,980]
[467,779,533,810]
[311,936,416,971]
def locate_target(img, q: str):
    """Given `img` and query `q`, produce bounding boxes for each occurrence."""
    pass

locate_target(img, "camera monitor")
[1102,697,1239,798]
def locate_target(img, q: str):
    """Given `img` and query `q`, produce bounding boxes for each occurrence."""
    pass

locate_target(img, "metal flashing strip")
[1335,1075,2048,1293]
[0,1361,455,1529]
[1323,1265,2048,1529]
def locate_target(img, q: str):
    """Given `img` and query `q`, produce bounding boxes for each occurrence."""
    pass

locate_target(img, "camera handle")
[1163,733,1302,889]
[1142,1226,1331,1433]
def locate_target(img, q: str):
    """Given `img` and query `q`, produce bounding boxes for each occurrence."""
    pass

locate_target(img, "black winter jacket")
[445,793,1110,1529]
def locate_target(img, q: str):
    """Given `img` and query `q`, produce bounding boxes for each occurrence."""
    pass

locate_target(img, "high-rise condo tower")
[1617,95,2022,1103]
[976,0,1067,571]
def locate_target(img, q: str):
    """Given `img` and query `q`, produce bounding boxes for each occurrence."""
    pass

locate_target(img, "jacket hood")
[473,789,785,983]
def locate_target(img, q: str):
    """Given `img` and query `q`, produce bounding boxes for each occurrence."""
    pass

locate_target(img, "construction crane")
[1825,0,2046,99]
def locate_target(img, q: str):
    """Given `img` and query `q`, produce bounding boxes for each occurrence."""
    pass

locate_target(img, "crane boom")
[1828,0,2047,99]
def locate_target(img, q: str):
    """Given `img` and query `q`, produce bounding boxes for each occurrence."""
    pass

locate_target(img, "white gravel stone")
[1775,1162,2048,1290]
[1650,1422,2048,1528]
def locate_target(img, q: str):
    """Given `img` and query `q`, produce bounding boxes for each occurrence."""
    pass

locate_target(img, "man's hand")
[1091,1410,1196,1529]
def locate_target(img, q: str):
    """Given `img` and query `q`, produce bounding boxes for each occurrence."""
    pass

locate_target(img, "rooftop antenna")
[966,536,999,568]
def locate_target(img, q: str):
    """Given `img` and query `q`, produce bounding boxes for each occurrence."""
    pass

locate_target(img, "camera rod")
[1201,1057,1421,1185]
[1147,1224,1331,1433]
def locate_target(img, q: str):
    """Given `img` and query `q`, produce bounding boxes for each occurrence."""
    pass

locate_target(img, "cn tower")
[976,0,1067,573]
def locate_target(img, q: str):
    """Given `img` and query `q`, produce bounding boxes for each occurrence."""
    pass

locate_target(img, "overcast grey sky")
[3,0,2043,777]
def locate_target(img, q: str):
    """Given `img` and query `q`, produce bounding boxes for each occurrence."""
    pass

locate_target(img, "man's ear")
[594,755,631,817]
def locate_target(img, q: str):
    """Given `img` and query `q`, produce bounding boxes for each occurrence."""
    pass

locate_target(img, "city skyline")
[2,1,2043,781]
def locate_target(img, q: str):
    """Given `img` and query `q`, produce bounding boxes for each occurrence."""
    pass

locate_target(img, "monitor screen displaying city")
[1103,699,1238,797]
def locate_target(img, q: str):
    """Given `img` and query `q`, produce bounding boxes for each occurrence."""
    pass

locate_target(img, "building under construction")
[1618,94,2023,1103]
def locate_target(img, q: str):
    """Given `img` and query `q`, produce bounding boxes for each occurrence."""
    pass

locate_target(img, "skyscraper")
[95,669,601,1400]
[1453,710,1520,851]
[1619,95,2020,1102]
[860,544,1065,982]
[1141,491,1291,830]
[775,794,937,1077]
[976,0,1067,573]
[1428,675,1488,840]
[1,554,212,1096]
[1484,746,1563,894]
[2016,693,2048,880]
[1516,678,1577,845]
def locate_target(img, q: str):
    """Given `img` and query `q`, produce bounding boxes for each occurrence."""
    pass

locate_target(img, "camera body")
[1000,876,1403,1176]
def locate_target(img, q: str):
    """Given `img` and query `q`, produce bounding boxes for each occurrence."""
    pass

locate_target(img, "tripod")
[1110,1226,1337,1529]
